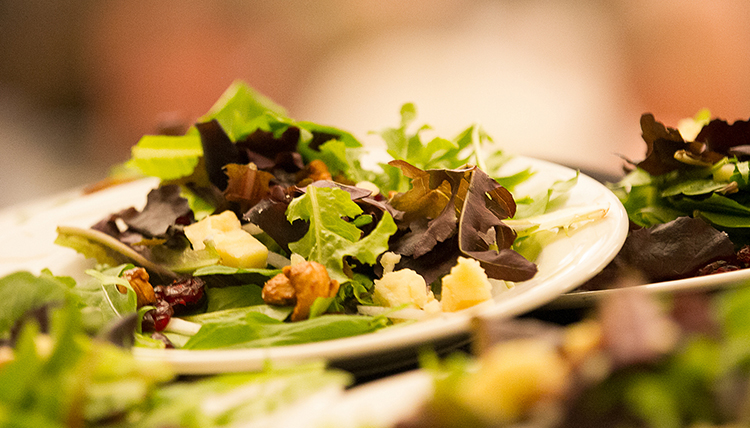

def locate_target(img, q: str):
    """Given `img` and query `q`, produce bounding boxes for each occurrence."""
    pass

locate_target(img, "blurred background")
[1,0,749,208]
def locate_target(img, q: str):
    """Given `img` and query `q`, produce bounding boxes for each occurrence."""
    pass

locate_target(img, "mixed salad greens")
[0,80,613,427]
[0,80,605,352]
[583,111,750,286]
[0,294,354,427]
[398,274,750,428]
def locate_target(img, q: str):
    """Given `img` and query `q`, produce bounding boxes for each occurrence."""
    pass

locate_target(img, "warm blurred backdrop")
[1,0,749,208]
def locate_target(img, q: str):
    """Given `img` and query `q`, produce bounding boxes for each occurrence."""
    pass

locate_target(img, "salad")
[581,110,750,288]
[1,80,605,353]
[395,272,750,428]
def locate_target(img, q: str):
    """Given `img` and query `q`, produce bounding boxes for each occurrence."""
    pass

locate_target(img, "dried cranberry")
[142,299,174,332]
[142,276,205,332]
[155,277,205,307]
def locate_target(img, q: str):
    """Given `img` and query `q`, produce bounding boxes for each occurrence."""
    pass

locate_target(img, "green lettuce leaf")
[198,80,288,142]
[182,311,388,349]
[126,133,204,180]
[287,185,397,283]
[0,271,73,338]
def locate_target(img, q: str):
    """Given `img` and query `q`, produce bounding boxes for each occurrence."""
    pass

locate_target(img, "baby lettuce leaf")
[183,304,292,325]
[202,284,265,312]
[286,184,397,284]
[618,217,735,281]
[458,165,538,282]
[135,361,350,428]
[126,132,203,181]
[182,311,387,349]
[375,103,499,194]
[388,161,536,283]
[0,271,73,338]
[197,79,288,142]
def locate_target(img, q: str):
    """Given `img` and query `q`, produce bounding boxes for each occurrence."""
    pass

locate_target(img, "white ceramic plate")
[546,267,750,310]
[0,156,628,375]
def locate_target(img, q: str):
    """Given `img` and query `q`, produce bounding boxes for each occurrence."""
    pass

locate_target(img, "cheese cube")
[184,210,242,250]
[211,229,268,269]
[373,268,435,309]
[440,257,492,312]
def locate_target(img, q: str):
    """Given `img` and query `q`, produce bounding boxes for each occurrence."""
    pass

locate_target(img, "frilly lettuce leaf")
[198,80,287,141]
[286,185,397,284]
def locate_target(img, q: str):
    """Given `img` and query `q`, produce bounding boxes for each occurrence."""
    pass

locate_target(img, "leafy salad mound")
[399,274,750,428]
[585,110,750,286]
[4,80,601,351]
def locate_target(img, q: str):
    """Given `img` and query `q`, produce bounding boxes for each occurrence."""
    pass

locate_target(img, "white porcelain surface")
[548,266,750,310]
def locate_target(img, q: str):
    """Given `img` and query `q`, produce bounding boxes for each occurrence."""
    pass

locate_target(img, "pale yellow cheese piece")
[440,257,492,312]
[211,229,268,269]
[184,210,242,250]
[373,268,435,309]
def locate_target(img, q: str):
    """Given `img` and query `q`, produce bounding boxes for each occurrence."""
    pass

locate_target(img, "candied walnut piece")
[297,159,332,184]
[286,261,340,321]
[121,267,157,307]
[262,273,296,306]
[262,261,340,321]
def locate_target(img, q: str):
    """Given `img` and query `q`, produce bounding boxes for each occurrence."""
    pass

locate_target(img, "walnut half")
[262,261,340,321]
[121,267,157,307]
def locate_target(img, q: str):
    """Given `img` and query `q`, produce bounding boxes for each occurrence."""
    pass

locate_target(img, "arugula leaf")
[286,185,397,283]
[375,103,501,193]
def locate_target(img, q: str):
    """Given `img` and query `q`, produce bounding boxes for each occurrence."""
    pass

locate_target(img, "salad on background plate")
[0,81,626,375]
[553,110,750,308]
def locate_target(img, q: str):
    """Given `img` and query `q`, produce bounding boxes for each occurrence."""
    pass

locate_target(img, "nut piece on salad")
[261,272,296,306]
[121,267,156,307]
[262,261,340,321]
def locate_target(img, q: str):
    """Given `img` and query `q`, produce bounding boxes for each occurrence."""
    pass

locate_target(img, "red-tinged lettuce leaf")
[458,168,537,282]
[243,186,307,254]
[391,235,463,285]
[195,120,244,191]
[636,114,725,176]
[124,184,193,238]
[636,113,687,176]
[618,216,736,281]
[235,127,304,173]
[388,160,464,224]
[387,161,536,282]
[387,161,466,258]
[695,117,750,157]
[223,163,274,213]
